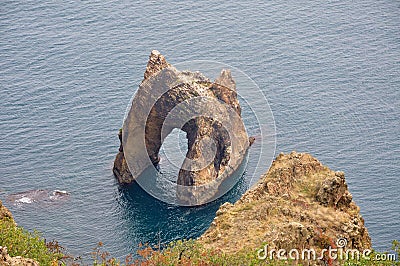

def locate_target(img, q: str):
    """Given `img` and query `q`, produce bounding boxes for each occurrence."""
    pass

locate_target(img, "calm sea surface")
[1,0,399,260]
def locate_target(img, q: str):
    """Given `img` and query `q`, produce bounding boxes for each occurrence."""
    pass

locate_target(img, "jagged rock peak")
[143,50,171,80]
[215,69,236,91]
[199,152,371,260]
[114,51,250,205]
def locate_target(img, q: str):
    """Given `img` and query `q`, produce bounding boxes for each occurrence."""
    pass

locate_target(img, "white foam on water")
[15,197,33,204]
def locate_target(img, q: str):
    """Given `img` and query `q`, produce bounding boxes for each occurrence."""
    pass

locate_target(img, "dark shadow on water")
[115,160,250,255]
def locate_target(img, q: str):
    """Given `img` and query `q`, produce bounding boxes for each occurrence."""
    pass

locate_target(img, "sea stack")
[113,51,251,205]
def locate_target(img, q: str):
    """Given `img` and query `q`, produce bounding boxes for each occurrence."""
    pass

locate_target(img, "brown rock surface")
[198,152,371,263]
[0,201,13,224]
[113,51,251,204]
[0,246,39,266]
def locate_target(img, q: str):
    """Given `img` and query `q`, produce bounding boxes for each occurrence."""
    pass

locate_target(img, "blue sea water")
[0,0,399,260]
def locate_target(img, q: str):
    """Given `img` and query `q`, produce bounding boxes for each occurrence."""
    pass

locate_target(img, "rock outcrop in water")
[198,152,371,264]
[113,51,250,204]
[6,189,70,206]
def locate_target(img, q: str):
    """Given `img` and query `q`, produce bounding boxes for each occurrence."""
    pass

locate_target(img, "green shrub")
[133,239,399,266]
[0,217,63,265]
[1,217,398,266]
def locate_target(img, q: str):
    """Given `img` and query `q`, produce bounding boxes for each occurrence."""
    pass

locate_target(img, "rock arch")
[113,51,251,204]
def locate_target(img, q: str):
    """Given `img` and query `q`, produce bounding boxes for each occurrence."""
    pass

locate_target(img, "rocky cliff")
[114,51,251,205]
[198,152,371,263]
[0,246,38,266]
[0,201,13,224]
[1,152,372,264]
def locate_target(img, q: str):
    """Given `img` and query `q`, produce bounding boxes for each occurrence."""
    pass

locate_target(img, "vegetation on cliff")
[1,153,398,265]
[199,152,371,255]
[0,200,62,265]
[88,238,399,266]
[99,152,397,265]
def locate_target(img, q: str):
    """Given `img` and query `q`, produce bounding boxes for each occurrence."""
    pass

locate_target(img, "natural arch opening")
[113,50,251,205]
[158,128,188,176]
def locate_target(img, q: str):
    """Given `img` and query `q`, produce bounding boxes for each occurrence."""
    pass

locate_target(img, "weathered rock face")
[0,200,13,223]
[198,152,371,264]
[113,51,250,204]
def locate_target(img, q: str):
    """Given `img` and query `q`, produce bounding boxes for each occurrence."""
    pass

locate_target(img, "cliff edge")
[198,152,371,260]
[0,201,13,224]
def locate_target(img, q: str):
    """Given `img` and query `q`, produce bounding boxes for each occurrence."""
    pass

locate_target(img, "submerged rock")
[198,152,371,264]
[6,189,70,206]
[114,50,252,205]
